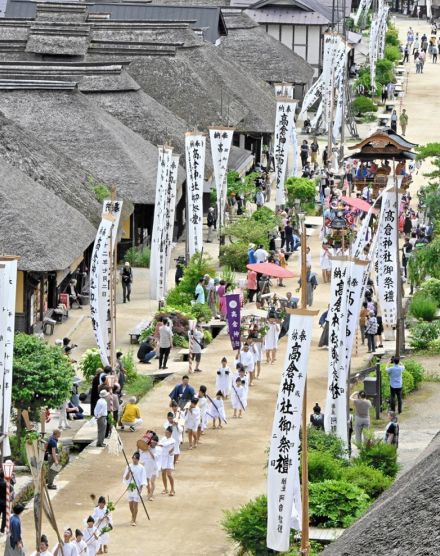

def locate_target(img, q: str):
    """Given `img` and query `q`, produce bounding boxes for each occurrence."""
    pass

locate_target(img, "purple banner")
[226,294,241,350]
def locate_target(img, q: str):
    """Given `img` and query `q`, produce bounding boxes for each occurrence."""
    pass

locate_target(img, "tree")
[352,95,378,116]
[285,177,317,209]
[416,143,440,227]
[13,334,73,440]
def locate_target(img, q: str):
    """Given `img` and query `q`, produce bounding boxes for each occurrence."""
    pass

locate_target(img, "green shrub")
[124,375,153,398]
[409,293,437,321]
[419,278,440,306]
[403,359,425,388]
[307,450,343,482]
[139,321,156,343]
[87,176,110,203]
[307,427,347,459]
[251,206,281,227]
[121,349,138,383]
[123,246,150,268]
[203,329,213,345]
[222,495,273,555]
[309,480,370,528]
[409,321,440,350]
[402,370,415,396]
[356,435,399,478]
[10,435,29,466]
[376,58,395,85]
[79,348,104,382]
[220,266,236,287]
[385,27,400,47]
[342,464,392,499]
[224,217,272,249]
[384,45,401,62]
[219,242,249,271]
[285,177,316,207]
[352,95,378,116]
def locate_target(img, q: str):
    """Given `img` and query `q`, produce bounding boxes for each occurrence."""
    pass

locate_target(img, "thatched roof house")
[218,12,313,90]
[0,156,96,272]
[323,432,440,556]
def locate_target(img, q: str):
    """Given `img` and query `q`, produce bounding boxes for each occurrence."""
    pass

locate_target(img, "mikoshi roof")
[0,110,101,226]
[0,87,184,204]
[346,128,418,161]
[218,12,313,85]
[0,153,96,272]
[322,432,440,556]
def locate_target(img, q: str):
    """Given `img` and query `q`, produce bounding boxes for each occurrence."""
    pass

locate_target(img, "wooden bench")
[177,348,206,362]
[128,319,150,344]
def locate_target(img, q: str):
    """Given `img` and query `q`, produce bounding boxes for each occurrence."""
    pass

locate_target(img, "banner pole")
[299,214,309,556]
[393,163,402,358]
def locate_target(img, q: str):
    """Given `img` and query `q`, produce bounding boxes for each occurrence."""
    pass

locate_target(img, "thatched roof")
[0,110,101,226]
[218,12,313,85]
[0,154,96,272]
[323,432,440,556]
[119,41,276,133]
[0,87,183,204]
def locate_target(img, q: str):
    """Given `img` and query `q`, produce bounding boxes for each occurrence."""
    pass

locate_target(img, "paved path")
[16,16,440,555]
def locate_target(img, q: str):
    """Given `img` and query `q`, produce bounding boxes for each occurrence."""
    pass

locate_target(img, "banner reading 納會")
[209,128,234,229]
[185,133,206,257]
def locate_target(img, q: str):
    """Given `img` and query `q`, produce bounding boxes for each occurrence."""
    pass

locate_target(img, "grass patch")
[124,374,154,398]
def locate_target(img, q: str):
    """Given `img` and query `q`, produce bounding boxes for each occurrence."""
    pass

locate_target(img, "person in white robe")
[52,529,78,556]
[139,434,160,501]
[184,398,200,449]
[74,529,88,556]
[264,318,281,363]
[231,378,247,418]
[92,498,112,553]
[82,518,100,556]
[159,427,175,496]
[31,535,53,556]
[215,357,232,398]
[122,452,147,526]
[163,412,183,463]
[196,386,209,441]
[208,391,226,428]
[236,343,255,386]
[250,339,262,379]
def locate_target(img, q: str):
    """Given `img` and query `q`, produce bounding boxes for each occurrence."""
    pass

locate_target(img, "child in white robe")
[215,357,232,398]
[74,529,88,556]
[139,434,160,501]
[196,385,209,441]
[163,412,182,463]
[208,391,226,429]
[159,427,175,496]
[231,378,247,418]
[233,367,249,398]
[92,496,112,553]
[122,452,147,526]
[184,397,200,449]
[82,517,100,556]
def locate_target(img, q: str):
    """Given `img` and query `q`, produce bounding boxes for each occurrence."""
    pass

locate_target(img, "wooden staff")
[118,435,150,520]
[205,394,227,424]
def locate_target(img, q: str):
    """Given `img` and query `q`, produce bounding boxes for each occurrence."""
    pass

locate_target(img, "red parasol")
[341,196,378,214]
[246,263,294,278]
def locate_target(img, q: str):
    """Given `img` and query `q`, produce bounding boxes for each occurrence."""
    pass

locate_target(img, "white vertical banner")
[321,34,341,132]
[376,184,400,328]
[150,146,172,299]
[0,259,17,457]
[185,132,206,257]
[344,259,370,367]
[324,258,350,445]
[90,200,122,366]
[209,127,234,228]
[353,0,368,26]
[267,313,315,552]
[332,42,350,143]
[290,124,299,177]
[274,100,296,206]
[160,154,179,299]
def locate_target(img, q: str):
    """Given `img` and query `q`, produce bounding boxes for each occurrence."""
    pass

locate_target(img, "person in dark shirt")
[137,337,157,364]
[385,411,399,448]
[309,403,325,430]
[0,471,6,534]
[169,376,196,409]
[45,430,61,490]
[6,504,25,554]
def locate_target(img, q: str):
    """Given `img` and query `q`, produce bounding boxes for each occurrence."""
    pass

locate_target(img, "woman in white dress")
[236,343,255,386]
[159,427,175,496]
[74,530,88,556]
[139,434,159,501]
[163,412,183,463]
[215,357,231,398]
[264,318,281,364]
[82,517,100,556]
[231,378,247,418]
[184,398,200,449]
[122,452,147,526]
[92,497,112,554]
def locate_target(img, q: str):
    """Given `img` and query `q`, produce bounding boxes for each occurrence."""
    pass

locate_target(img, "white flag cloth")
[90,200,123,366]
[376,184,401,327]
[150,146,172,299]
[267,313,314,552]
[159,155,179,299]
[332,41,350,143]
[0,259,17,457]
[209,127,234,228]
[274,100,296,206]
[185,133,206,257]
[324,258,350,445]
